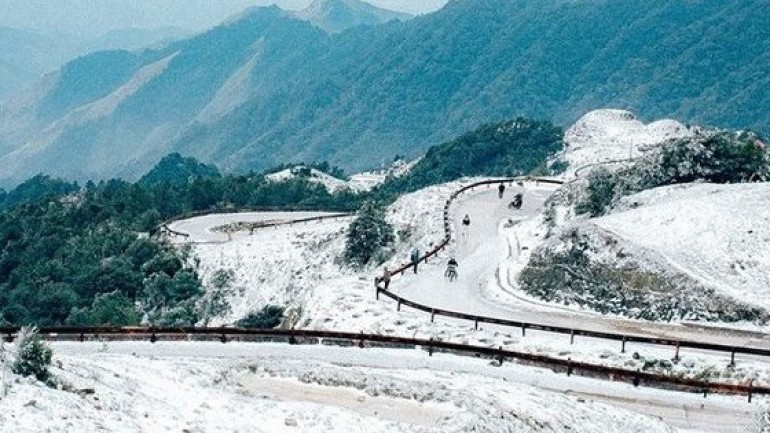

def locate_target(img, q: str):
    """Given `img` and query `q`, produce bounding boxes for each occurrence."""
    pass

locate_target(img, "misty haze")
[0,1,768,432]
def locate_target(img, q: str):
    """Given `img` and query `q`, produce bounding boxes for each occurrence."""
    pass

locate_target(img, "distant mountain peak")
[295,0,411,34]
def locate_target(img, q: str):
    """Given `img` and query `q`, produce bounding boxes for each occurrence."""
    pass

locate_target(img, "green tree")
[67,291,139,326]
[344,201,394,267]
[12,327,53,385]
[576,167,618,217]
[236,305,285,328]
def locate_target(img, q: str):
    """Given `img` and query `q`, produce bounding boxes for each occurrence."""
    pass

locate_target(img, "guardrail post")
[474,319,479,331]
[359,332,364,349]
[621,337,626,353]
[521,324,526,337]
[397,299,402,312]
[633,370,640,387]
[703,388,708,398]
[150,333,157,343]
[79,333,85,343]
[729,349,736,367]
[673,341,680,361]
[428,338,434,357]
[567,358,572,376]
[498,346,504,366]
[220,333,227,344]
[430,310,435,323]
[748,380,754,403]
[570,329,575,345]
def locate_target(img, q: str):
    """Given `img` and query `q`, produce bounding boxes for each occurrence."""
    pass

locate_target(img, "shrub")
[519,237,767,323]
[344,201,394,268]
[236,305,285,328]
[12,327,54,385]
[576,167,619,217]
[575,132,770,217]
[67,291,140,326]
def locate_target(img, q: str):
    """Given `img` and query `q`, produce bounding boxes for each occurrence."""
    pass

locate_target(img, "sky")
[0,0,448,37]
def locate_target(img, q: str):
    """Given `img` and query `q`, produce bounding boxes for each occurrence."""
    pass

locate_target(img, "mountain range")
[0,0,768,186]
[0,25,190,103]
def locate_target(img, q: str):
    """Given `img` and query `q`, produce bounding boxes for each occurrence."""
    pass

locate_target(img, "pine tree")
[12,327,53,385]
[344,201,394,268]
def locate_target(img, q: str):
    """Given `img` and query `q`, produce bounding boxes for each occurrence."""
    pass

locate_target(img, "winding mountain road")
[390,181,770,355]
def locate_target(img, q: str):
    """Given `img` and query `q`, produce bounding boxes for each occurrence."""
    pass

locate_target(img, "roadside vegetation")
[0,117,563,326]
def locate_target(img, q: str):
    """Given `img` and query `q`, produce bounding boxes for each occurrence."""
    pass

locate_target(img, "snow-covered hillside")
[265,159,417,193]
[522,108,770,325]
[593,182,770,311]
[558,109,694,177]
[265,167,352,192]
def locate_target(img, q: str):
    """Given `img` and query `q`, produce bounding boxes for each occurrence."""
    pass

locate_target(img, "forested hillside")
[0,0,768,186]
[374,118,563,200]
[0,115,560,326]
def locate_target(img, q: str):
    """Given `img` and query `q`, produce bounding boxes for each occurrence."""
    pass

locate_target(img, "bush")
[575,131,770,217]
[67,291,140,326]
[644,132,769,185]
[12,327,54,385]
[344,201,394,268]
[519,235,768,323]
[236,305,285,328]
[576,167,618,217]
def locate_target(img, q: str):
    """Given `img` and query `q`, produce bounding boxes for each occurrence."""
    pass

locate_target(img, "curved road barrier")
[375,176,770,363]
[0,326,764,402]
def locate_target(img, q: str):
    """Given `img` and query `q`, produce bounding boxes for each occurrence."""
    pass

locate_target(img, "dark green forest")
[373,118,563,201]
[0,118,560,326]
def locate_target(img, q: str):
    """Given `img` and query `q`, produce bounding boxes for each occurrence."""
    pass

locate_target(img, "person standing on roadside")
[461,214,471,238]
[377,267,392,289]
[410,248,420,274]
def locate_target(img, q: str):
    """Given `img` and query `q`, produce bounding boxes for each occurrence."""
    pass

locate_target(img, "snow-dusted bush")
[236,305,284,328]
[576,131,769,216]
[12,327,54,386]
[518,229,768,323]
[575,167,619,217]
[197,269,234,326]
[344,201,394,268]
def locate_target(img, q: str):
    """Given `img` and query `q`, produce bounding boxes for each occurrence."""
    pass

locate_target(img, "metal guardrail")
[159,211,352,240]
[375,176,770,364]
[156,205,356,237]
[0,326,764,401]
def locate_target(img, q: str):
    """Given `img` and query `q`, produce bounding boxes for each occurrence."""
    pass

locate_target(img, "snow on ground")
[263,159,419,193]
[168,211,343,243]
[265,167,353,192]
[558,109,694,178]
[169,181,770,392]
[591,182,770,311]
[4,341,756,433]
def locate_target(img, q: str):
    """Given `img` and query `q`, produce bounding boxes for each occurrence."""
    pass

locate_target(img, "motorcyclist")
[445,257,458,281]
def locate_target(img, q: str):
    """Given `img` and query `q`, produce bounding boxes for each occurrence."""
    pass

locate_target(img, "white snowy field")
[1,341,760,433]
[589,182,770,312]
[262,159,418,193]
[266,168,355,192]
